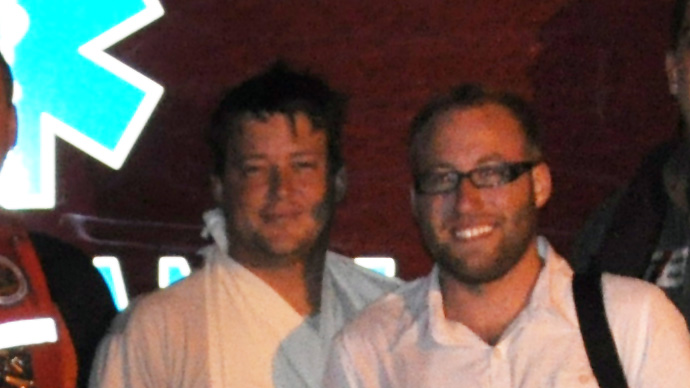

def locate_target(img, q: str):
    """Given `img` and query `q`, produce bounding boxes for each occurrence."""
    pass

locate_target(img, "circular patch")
[0,254,28,306]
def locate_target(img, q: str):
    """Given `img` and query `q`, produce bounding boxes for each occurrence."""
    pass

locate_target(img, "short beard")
[232,194,333,269]
[424,200,538,286]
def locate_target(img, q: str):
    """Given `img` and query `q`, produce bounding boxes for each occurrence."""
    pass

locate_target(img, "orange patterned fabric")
[0,213,77,388]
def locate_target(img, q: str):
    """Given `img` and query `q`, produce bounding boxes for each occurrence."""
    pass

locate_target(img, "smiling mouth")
[453,225,494,240]
[262,210,302,223]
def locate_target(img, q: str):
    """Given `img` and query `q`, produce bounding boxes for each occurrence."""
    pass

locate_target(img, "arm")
[29,232,117,388]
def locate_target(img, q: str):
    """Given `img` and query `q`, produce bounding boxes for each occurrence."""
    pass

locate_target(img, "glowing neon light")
[158,256,191,288]
[0,317,57,349]
[0,0,165,209]
[93,256,129,311]
[91,256,394,312]
[354,257,397,278]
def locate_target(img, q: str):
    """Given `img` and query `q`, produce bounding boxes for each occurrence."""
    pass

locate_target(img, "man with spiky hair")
[324,84,690,387]
[572,0,690,328]
[90,62,400,388]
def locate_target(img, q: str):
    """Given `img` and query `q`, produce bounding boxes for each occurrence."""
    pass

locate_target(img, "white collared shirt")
[324,237,690,388]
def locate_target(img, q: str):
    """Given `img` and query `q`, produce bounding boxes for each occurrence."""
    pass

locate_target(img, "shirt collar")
[426,237,578,346]
[200,208,229,254]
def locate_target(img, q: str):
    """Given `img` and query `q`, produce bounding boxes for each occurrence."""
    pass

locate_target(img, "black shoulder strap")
[572,268,628,388]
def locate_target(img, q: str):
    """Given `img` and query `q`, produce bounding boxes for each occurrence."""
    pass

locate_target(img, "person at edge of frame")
[0,49,117,388]
[571,0,690,330]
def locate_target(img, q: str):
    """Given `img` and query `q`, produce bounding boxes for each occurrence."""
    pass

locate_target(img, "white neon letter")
[158,256,191,289]
[93,256,129,311]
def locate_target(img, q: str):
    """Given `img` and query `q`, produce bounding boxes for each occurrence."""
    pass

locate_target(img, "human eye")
[419,170,457,193]
[293,160,318,170]
[292,156,321,172]
[240,161,267,177]
[471,165,507,186]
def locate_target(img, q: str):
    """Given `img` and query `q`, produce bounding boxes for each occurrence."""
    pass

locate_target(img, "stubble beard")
[226,184,336,270]
[424,201,538,287]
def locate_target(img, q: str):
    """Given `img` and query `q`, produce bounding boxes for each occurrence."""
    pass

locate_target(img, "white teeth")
[455,225,493,239]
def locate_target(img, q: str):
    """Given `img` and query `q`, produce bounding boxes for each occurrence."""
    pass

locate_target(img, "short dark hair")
[409,83,542,170]
[0,51,13,107]
[671,0,690,51]
[206,62,347,175]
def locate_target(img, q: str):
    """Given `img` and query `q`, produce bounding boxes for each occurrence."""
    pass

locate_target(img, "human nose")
[268,166,295,198]
[453,176,483,211]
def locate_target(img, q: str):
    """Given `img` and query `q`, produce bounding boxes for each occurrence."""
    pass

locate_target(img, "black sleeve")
[29,232,117,388]
[569,188,625,273]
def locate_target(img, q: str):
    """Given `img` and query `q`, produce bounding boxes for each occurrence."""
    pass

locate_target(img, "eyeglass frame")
[414,160,541,195]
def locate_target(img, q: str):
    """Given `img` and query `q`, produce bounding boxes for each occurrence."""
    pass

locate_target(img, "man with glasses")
[323,84,690,387]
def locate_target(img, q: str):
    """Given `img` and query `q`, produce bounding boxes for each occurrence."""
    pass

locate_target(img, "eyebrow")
[237,150,325,160]
[476,153,508,162]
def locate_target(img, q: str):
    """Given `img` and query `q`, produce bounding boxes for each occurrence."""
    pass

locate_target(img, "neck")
[229,244,327,317]
[440,239,543,345]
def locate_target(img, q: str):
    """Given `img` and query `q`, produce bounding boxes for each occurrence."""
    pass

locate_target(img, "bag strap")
[572,267,628,388]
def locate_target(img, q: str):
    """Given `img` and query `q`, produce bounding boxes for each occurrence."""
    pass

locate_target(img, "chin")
[260,235,315,259]
[434,245,520,285]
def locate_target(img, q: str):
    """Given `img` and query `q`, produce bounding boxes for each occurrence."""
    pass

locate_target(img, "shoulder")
[91,269,211,385]
[336,275,429,348]
[599,273,690,383]
[325,251,403,296]
[111,269,208,336]
[600,273,686,338]
[601,273,669,311]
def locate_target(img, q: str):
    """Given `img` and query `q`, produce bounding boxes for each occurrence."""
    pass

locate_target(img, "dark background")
[18,0,680,297]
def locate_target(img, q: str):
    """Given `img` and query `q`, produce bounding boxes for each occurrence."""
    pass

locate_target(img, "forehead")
[417,104,527,167]
[231,112,327,156]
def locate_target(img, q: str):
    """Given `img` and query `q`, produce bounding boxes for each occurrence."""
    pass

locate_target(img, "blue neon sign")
[0,0,165,209]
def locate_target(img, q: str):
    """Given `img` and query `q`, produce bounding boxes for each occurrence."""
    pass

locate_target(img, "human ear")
[210,175,224,205]
[334,167,347,203]
[531,163,552,209]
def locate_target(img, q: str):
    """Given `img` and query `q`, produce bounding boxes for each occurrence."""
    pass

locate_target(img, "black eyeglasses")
[414,161,540,195]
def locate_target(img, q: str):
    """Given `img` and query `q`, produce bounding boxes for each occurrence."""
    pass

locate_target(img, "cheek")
[224,181,266,213]
[416,199,447,230]
[503,190,536,224]
[297,174,330,202]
